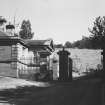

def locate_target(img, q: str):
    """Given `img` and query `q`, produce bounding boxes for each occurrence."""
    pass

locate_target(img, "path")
[0,77,104,105]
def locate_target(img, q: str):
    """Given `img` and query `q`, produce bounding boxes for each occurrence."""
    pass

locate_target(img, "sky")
[0,0,105,44]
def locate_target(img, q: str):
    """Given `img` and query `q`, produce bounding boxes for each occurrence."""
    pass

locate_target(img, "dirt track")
[0,77,104,105]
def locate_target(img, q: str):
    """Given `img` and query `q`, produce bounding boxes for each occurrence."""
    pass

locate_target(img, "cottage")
[26,39,54,80]
[0,17,54,81]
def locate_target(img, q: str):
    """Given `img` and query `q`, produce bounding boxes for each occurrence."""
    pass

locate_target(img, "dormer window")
[6,23,15,36]
[6,24,15,29]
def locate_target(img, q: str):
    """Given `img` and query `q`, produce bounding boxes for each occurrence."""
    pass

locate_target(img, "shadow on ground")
[0,74,104,105]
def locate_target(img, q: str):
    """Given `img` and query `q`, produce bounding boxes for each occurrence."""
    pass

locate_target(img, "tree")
[64,41,72,48]
[72,40,81,48]
[89,16,105,49]
[19,20,34,39]
[54,44,63,48]
[79,36,92,49]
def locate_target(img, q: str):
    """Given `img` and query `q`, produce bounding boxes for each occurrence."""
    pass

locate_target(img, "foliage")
[71,16,105,49]
[89,16,105,49]
[72,40,81,48]
[79,36,92,49]
[19,20,34,39]
[54,44,63,48]
[64,41,72,48]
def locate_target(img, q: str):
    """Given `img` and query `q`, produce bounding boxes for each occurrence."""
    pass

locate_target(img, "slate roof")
[0,31,54,53]
[0,31,27,46]
[25,39,52,46]
[25,39,54,52]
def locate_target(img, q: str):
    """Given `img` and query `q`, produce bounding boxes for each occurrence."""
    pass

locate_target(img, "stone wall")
[0,46,17,77]
[0,63,17,77]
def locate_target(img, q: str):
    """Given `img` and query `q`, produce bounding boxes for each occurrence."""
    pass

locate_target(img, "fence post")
[57,47,71,81]
[68,57,72,81]
[101,48,105,81]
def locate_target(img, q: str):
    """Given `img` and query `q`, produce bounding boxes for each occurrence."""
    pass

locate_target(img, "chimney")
[0,16,7,32]
[6,23,15,36]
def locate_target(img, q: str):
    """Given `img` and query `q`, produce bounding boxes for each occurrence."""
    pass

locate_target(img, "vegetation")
[19,20,34,39]
[89,16,105,49]
[64,41,72,48]
[18,16,105,49]
[54,44,63,48]
[55,16,105,49]
[71,36,92,49]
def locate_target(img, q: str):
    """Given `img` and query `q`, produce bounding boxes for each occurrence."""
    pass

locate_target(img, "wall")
[0,43,53,79]
[17,43,34,65]
[0,46,11,61]
[16,43,37,79]
[0,63,17,77]
[0,46,17,77]
[0,44,36,78]
[52,48,102,76]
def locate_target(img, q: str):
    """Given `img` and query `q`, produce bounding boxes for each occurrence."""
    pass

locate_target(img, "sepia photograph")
[0,0,104,105]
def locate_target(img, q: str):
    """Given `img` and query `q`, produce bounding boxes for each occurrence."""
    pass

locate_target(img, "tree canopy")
[19,20,34,39]
[89,16,105,49]
[64,41,72,48]
[71,16,105,49]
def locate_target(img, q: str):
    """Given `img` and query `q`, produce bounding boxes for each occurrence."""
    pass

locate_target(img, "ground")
[0,76,49,90]
[0,74,104,105]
